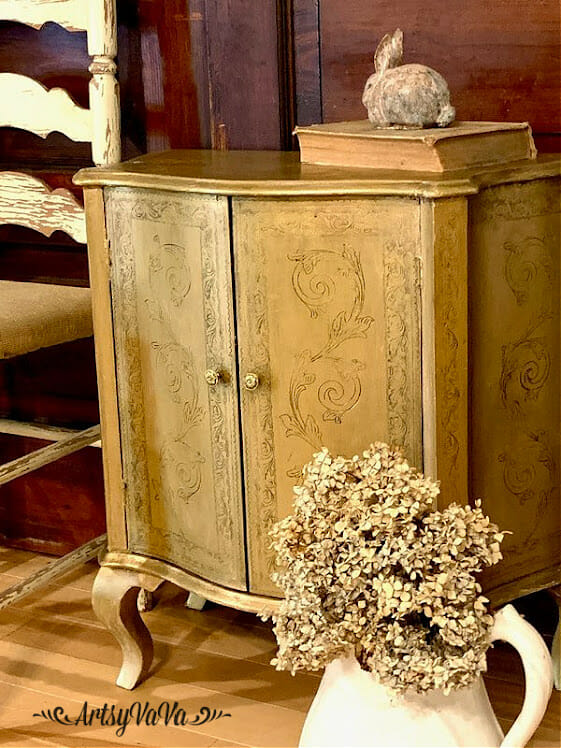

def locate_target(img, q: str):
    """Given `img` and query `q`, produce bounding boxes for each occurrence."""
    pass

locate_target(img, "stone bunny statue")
[362,29,455,128]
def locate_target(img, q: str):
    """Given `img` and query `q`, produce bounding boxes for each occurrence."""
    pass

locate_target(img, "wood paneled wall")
[293,0,560,149]
[0,0,558,553]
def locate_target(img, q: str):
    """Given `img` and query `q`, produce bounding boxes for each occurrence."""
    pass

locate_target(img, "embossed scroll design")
[499,233,557,532]
[498,431,556,506]
[129,197,236,570]
[280,247,374,454]
[145,234,205,509]
[434,218,463,479]
[500,237,553,417]
[383,242,417,458]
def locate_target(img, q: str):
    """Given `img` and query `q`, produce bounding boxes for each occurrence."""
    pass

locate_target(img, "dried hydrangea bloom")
[269,443,505,694]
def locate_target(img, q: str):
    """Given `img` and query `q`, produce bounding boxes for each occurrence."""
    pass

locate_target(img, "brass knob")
[243,372,260,390]
[205,369,221,386]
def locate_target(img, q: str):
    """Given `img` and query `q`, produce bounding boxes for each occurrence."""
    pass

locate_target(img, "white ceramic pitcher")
[299,605,553,748]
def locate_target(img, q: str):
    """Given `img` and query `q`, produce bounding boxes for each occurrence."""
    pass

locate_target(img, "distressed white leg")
[185,591,207,610]
[92,566,160,689]
[550,586,561,690]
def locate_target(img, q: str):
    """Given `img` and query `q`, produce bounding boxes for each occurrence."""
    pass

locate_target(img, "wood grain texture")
[132,0,205,152]
[202,0,282,149]
[292,0,322,127]
[318,0,561,136]
[0,172,86,242]
[0,547,557,747]
[0,431,106,555]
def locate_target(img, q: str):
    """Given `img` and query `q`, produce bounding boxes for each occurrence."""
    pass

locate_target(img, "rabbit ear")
[374,28,403,73]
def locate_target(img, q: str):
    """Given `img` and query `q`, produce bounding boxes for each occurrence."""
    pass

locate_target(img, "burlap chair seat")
[0,280,93,359]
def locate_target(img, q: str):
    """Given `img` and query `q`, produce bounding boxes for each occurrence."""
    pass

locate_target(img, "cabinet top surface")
[74,149,560,198]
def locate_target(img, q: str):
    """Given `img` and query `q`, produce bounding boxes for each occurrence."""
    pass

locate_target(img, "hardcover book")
[294,120,537,172]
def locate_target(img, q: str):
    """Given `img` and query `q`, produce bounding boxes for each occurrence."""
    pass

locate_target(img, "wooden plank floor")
[0,547,558,747]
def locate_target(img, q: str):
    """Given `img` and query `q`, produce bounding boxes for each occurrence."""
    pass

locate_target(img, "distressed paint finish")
[0,0,119,559]
[0,0,119,166]
[0,533,106,610]
[0,173,86,242]
[0,424,100,486]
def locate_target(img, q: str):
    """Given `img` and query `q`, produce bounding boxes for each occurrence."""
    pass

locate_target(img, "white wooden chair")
[0,0,120,606]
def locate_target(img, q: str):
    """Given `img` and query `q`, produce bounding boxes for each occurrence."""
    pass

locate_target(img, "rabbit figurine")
[362,29,455,128]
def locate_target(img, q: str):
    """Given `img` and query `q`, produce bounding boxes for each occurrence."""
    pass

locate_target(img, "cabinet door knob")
[205,369,221,386]
[243,372,260,391]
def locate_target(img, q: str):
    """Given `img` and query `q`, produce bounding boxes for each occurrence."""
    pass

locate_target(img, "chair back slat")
[0,172,86,243]
[0,0,88,32]
[0,74,92,142]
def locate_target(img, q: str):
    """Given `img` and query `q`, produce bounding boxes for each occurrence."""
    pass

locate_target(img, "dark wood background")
[0,0,559,553]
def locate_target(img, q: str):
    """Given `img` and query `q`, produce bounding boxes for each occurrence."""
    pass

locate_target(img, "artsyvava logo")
[33,701,231,738]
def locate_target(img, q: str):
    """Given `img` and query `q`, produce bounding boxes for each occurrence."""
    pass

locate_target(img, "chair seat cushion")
[0,281,93,359]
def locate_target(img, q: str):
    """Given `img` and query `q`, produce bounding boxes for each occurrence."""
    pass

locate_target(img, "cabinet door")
[233,197,423,596]
[106,189,246,590]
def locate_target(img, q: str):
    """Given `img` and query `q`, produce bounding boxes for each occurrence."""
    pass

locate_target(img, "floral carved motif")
[148,342,205,507]
[145,233,205,509]
[504,236,553,306]
[280,248,374,451]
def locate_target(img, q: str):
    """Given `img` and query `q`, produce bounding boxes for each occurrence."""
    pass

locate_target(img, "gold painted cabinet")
[104,187,425,598]
[76,151,559,654]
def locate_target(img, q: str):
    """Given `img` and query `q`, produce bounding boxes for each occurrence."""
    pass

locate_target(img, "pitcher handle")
[490,604,553,748]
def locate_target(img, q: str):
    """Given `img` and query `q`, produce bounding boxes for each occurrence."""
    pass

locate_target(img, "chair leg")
[0,534,106,610]
[92,566,159,689]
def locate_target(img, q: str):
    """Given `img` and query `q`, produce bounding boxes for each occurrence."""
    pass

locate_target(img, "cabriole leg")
[92,566,159,689]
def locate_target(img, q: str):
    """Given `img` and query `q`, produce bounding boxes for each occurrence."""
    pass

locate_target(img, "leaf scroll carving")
[500,237,553,416]
[281,248,374,451]
[497,225,558,546]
